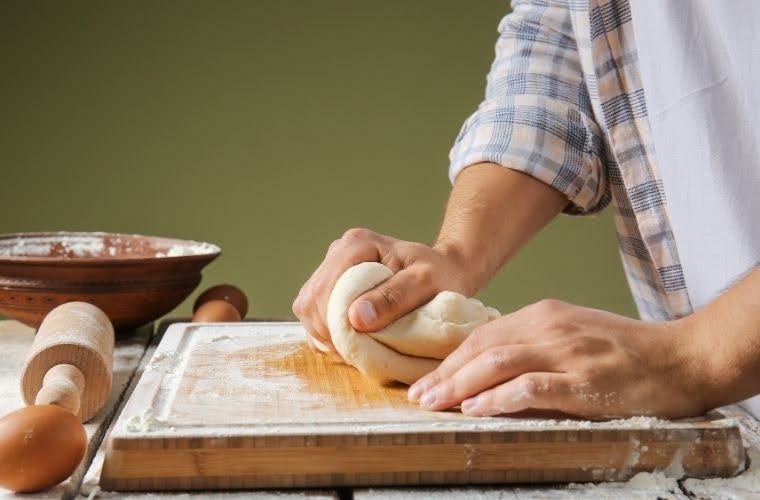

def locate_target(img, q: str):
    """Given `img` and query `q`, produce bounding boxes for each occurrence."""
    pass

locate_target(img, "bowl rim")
[0,231,221,266]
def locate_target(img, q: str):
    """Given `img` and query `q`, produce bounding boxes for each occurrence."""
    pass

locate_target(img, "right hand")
[292,228,473,355]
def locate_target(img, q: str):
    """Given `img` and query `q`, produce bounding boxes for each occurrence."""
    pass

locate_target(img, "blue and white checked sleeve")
[449,0,608,214]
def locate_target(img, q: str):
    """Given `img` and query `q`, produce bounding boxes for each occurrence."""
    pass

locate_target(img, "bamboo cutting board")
[101,322,746,491]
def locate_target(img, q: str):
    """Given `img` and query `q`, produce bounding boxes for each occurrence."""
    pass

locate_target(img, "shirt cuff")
[448,97,609,215]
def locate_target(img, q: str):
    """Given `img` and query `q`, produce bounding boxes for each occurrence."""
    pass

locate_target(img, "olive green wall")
[0,1,637,320]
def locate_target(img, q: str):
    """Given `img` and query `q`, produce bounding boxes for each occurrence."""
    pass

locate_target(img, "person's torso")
[629,0,760,416]
[630,0,760,311]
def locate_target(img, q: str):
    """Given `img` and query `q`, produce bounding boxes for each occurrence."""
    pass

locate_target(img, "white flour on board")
[126,328,320,433]
[125,408,159,432]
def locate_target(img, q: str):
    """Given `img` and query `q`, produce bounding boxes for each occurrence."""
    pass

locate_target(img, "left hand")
[407,299,710,419]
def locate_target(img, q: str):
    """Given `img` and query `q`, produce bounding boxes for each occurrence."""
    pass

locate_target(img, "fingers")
[294,277,334,350]
[460,373,574,416]
[348,263,437,332]
[409,314,530,401]
[414,344,555,411]
[292,228,386,348]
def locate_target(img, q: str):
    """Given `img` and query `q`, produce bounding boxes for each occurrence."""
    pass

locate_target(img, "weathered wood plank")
[0,320,151,500]
[355,482,687,500]
[681,405,760,498]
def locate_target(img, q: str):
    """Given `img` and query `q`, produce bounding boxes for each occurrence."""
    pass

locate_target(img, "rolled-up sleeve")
[449,0,608,214]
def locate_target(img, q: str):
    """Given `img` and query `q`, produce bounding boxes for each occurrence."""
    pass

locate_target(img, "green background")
[0,1,636,320]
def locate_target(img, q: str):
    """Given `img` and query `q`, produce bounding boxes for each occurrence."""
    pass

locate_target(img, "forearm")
[685,266,760,408]
[433,162,567,295]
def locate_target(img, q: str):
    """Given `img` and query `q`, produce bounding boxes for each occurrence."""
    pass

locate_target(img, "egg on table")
[0,405,86,493]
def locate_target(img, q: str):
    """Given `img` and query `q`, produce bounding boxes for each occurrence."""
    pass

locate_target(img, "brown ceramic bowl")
[0,232,221,332]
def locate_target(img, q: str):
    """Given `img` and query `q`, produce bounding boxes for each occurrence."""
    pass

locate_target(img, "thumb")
[348,265,436,332]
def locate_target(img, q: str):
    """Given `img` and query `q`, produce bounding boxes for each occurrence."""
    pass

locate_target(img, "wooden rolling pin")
[0,302,114,493]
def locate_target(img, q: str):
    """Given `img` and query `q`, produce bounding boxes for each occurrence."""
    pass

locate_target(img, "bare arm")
[408,259,760,419]
[434,162,568,296]
[687,266,760,408]
[292,162,567,350]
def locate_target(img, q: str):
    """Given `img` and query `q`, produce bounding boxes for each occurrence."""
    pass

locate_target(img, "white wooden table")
[2,319,759,499]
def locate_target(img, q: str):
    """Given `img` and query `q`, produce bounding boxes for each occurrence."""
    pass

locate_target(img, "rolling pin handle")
[34,364,86,415]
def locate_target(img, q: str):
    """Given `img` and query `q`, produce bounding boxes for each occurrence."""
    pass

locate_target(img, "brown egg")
[193,284,248,318]
[192,299,242,322]
[0,405,86,493]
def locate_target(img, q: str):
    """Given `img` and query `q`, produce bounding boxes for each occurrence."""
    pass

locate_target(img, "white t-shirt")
[630,1,760,416]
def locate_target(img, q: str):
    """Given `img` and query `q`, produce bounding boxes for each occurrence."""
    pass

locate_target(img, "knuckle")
[384,255,404,272]
[519,376,544,399]
[326,239,342,254]
[484,348,511,371]
[528,298,566,316]
[310,325,331,343]
[435,380,454,400]
[342,227,374,241]
[292,295,308,317]
[462,331,484,359]
[413,262,435,286]
[424,370,442,388]
[472,393,493,411]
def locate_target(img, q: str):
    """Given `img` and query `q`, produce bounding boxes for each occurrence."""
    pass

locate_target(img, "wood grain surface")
[0,320,150,500]
[101,322,747,491]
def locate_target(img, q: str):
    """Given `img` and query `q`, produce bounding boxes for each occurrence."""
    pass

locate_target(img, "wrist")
[431,239,487,296]
[672,312,736,412]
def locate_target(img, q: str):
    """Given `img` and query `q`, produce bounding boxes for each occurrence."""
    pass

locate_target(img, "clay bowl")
[0,232,220,332]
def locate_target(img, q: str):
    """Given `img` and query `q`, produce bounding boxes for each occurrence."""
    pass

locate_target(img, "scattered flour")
[61,237,105,256]
[662,448,686,479]
[683,448,760,498]
[3,240,52,256]
[627,470,679,489]
[0,233,219,260]
[126,408,160,432]
[145,351,172,372]
[561,470,683,499]
[85,485,101,500]
[208,334,233,343]
[0,234,105,257]
[125,408,176,433]
[433,415,675,431]
[158,243,218,258]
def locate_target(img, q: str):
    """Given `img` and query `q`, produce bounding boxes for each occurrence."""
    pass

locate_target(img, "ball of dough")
[326,262,500,385]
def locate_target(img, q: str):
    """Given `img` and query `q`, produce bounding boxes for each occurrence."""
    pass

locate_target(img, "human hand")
[408,299,710,419]
[292,228,474,355]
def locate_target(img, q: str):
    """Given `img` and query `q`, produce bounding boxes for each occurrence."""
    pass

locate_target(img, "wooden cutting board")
[101,322,746,491]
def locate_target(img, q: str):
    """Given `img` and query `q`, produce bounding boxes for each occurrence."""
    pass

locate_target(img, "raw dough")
[327,262,500,385]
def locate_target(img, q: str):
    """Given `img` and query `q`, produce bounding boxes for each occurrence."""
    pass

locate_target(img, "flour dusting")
[208,334,233,343]
[683,448,760,498]
[145,351,172,372]
[0,233,219,260]
[156,243,218,258]
[0,234,105,257]
[126,408,160,432]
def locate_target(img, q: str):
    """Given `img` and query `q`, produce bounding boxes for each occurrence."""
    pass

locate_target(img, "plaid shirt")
[449,0,691,321]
